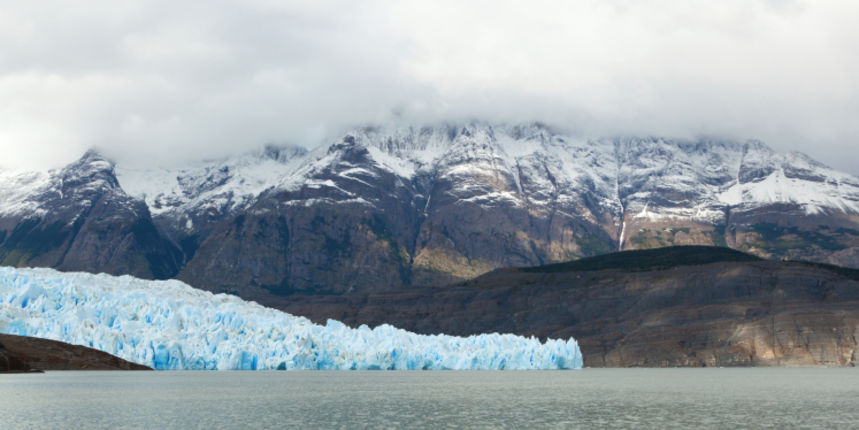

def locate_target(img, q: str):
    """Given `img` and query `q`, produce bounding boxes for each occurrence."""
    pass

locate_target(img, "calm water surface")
[2,369,858,429]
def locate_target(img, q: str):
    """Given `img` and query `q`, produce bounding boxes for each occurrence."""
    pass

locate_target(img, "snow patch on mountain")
[116,145,309,218]
[0,170,52,217]
[632,203,726,222]
[718,168,859,214]
[0,151,127,219]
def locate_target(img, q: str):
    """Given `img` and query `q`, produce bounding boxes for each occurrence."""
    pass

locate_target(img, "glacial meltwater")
[2,369,859,429]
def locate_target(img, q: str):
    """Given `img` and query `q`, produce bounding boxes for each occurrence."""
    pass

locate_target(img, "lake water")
[2,369,858,429]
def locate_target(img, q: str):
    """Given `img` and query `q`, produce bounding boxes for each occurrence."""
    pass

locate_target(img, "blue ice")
[0,267,582,370]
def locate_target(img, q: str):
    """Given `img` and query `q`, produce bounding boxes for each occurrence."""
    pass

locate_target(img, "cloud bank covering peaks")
[0,0,857,174]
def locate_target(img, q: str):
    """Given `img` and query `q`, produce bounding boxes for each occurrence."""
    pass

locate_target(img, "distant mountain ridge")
[1,123,858,302]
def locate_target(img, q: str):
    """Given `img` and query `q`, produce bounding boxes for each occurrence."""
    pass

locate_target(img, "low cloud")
[1,0,857,174]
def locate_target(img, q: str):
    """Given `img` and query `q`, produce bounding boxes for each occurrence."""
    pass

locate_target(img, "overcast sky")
[1,0,857,174]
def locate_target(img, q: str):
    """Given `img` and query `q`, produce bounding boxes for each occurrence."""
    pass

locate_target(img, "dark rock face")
[265,248,859,367]
[179,204,417,295]
[0,152,182,280]
[0,334,150,371]
[0,339,33,372]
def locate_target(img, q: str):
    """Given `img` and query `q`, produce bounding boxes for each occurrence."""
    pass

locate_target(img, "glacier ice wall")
[0,267,582,370]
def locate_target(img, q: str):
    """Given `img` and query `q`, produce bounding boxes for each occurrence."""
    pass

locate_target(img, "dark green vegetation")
[796,261,859,281]
[708,224,728,247]
[521,245,762,273]
[749,222,844,252]
[573,234,616,257]
[0,219,69,267]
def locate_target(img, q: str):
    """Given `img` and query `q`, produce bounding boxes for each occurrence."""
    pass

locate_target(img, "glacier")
[0,267,582,370]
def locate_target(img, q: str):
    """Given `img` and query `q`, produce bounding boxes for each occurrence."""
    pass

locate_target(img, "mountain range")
[1,122,858,305]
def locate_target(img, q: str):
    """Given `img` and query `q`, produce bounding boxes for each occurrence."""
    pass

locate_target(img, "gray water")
[1,369,858,429]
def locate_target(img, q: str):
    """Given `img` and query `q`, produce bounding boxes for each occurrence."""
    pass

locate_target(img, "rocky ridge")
[1,123,858,299]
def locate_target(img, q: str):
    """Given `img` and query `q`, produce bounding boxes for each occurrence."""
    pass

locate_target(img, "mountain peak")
[60,148,119,191]
[258,144,308,163]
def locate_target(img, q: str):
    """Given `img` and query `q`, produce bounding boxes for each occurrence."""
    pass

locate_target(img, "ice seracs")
[0,267,583,370]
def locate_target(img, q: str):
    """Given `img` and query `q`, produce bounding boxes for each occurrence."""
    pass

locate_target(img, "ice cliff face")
[0,266,582,370]
[1,122,858,300]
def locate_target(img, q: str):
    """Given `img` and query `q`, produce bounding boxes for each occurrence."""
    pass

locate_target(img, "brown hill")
[270,247,859,367]
[0,334,151,372]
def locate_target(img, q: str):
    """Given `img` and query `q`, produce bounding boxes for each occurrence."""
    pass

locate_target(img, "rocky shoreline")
[0,334,150,372]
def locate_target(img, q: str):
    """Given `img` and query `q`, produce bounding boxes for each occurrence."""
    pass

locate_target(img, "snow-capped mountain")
[115,145,309,240]
[0,150,181,279]
[1,123,858,302]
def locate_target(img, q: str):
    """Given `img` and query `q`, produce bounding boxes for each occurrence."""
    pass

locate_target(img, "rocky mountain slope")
[0,151,181,279]
[273,246,859,367]
[1,123,858,300]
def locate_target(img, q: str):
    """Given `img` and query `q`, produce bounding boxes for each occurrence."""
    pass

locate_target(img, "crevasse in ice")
[0,267,582,370]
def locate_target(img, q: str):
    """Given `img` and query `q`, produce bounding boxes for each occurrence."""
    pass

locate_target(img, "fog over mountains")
[3,2,858,176]
[1,123,858,306]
